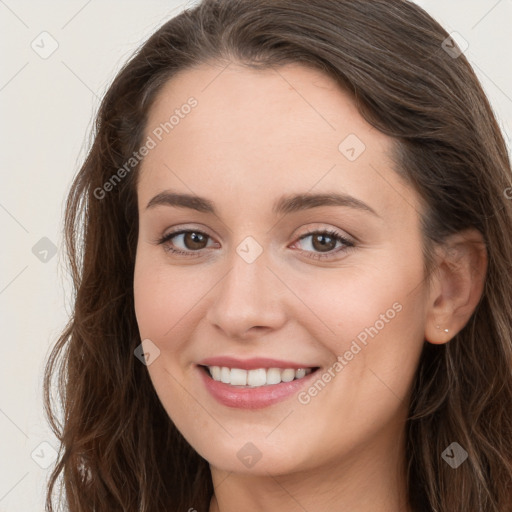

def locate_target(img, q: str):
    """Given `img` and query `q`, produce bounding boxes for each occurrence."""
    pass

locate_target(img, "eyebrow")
[145,191,379,217]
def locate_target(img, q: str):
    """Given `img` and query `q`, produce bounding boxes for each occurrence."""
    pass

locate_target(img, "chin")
[191,434,312,476]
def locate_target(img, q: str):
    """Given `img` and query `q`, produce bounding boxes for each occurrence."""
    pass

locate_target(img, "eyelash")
[156,228,355,261]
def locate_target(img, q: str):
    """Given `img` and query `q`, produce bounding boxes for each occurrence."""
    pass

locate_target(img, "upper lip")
[198,356,318,370]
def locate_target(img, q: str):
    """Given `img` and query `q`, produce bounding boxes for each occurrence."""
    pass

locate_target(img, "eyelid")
[294,223,355,243]
[155,227,218,256]
[154,223,216,244]
[155,225,356,260]
[291,228,355,260]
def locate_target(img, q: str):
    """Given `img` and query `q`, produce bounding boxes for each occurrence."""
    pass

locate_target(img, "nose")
[205,245,287,340]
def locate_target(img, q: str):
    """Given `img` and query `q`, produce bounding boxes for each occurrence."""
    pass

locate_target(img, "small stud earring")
[436,325,449,333]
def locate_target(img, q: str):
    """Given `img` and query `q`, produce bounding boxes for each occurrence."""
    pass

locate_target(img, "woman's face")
[134,62,430,475]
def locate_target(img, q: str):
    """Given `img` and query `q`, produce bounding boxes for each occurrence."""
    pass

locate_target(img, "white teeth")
[295,368,306,379]
[247,368,267,387]
[266,368,282,385]
[220,367,231,384]
[210,366,222,381]
[230,368,247,386]
[281,369,296,382]
[206,366,313,387]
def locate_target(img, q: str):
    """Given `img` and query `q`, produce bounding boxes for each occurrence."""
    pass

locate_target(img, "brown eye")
[158,230,215,256]
[310,233,338,252]
[294,229,355,261]
[182,231,209,250]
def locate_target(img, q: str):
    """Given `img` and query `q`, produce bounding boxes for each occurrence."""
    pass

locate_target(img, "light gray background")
[1,1,511,510]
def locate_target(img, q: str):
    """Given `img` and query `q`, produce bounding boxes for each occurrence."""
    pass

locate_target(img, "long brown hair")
[44,0,512,510]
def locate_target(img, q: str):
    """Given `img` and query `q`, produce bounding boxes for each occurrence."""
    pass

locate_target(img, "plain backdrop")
[1,1,511,510]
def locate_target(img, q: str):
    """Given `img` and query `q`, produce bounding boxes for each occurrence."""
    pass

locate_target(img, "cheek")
[133,250,202,341]
[133,259,169,340]
[292,277,425,463]
[290,259,424,350]
[291,248,427,408]
[133,250,225,379]
[133,252,204,429]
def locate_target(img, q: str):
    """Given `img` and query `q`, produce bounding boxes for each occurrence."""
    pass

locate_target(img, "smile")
[204,365,315,387]
[197,362,320,409]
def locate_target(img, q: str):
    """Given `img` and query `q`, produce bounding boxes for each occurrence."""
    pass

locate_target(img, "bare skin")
[133,62,487,512]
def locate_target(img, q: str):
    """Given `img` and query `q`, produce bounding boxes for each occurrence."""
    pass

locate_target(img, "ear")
[424,228,487,344]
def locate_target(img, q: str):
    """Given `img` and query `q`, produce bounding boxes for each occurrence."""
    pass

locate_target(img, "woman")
[44,0,512,510]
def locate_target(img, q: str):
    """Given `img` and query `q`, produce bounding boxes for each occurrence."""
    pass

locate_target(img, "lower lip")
[198,366,319,409]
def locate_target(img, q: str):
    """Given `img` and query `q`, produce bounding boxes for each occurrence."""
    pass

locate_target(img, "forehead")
[143,61,380,155]
[137,62,420,221]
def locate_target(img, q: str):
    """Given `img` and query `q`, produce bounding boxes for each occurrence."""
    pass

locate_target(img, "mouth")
[200,365,319,388]
[196,356,322,409]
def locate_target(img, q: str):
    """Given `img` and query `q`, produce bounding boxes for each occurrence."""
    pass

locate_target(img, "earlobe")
[424,229,487,345]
